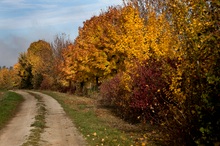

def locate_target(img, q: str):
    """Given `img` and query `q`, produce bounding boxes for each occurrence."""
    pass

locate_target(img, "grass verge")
[42,91,135,146]
[22,92,46,146]
[0,90,24,130]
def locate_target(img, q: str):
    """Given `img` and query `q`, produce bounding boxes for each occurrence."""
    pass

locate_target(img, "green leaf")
[199,127,205,133]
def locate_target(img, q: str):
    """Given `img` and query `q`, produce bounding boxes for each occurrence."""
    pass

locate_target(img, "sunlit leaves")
[0,68,13,89]
[145,12,176,58]
[14,40,54,89]
[61,5,151,88]
[27,40,53,76]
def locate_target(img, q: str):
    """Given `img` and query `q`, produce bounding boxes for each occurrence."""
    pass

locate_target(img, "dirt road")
[0,90,86,146]
[0,90,37,146]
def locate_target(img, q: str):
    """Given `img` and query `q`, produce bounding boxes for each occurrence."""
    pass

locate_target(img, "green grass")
[22,92,46,146]
[42,91,135,146]
[0,90,24,129]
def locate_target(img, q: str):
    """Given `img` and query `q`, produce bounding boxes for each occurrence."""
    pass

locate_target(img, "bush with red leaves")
[130,59,173,124]
[100,58,172,123]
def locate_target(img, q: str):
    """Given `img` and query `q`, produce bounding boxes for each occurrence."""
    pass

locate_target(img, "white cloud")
[0,1,121,30]
[1,0,25,4]
[98,0,123,6]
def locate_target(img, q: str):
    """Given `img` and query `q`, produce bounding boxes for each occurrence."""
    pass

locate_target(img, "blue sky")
[0,0,123,67]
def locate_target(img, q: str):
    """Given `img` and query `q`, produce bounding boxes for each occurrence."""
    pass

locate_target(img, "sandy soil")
[0,90,37,146]
[0,90,86,146]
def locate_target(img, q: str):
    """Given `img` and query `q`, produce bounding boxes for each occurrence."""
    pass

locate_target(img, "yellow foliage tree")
[0,67,19,89]
[27,40,54,89]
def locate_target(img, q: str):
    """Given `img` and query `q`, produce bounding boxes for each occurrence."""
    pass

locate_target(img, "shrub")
[100,58,172,123]
[40,75,54,90]
[129,59,170,124]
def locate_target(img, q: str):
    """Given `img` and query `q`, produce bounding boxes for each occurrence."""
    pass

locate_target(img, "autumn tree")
[27,40,53,89]
[123,0,167,18]
[50,34,72,90]
[164,0,220,145]
[16,53,33,89]
[126,0,220,144]
[73,14,113,87]
[100,0,219,145]
[51,34,71,60]
[0,68,13,89]
[60,5,149,94]
[100,4,177,125]
[12,63,22,88]
[60,43,91,94]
